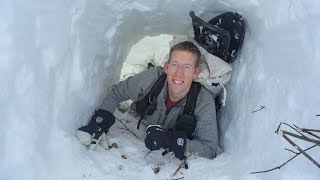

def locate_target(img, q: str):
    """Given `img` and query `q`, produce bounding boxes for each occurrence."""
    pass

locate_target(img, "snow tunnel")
[1,0,320,179]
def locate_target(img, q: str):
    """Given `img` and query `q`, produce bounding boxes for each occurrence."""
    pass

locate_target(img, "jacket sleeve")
[185,88,223,159]
[99,67,163,113]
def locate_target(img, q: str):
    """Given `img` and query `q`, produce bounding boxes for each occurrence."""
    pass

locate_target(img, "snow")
[1,0,320,180]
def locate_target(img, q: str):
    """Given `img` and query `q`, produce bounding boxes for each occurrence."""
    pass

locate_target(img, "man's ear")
[164,61,169,74]
[193,66,201,80]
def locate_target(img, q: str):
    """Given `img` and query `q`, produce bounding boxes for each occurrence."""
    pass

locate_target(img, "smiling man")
[76,41,223,160]
[165,44,201,102]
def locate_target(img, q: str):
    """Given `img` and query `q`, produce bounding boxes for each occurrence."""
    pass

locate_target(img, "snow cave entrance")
[119,34,173,108]
[120,34,173,82]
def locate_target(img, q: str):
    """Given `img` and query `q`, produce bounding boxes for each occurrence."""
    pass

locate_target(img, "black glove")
[144,125,187,160]
[76,109,115,150]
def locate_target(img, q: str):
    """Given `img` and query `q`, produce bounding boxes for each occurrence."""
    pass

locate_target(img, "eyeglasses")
[168,62,196,72]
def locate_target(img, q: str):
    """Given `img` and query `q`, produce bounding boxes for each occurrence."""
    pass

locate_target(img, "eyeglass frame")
[167,62,198,72]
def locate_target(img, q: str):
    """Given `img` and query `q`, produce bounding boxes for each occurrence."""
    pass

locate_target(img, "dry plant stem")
[282,130,320,145]
[294,126,320,133]
[300,131,320,140]
[293,125,320,140]
[119,127,128,131]
[144,150,152,159]
[167,177,184,180]
[282,133,320,168]
[250,144,317,174]
[297,128,320,133]
[252,123,320,174]
[122,106,148,127]
[276,123,306,137]
[115,118,141,140]
[172,162,186,177]
[284,148,298,154]
[252,106,265,113]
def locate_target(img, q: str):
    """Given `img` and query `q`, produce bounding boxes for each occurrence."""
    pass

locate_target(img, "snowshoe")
[189,11,245,63]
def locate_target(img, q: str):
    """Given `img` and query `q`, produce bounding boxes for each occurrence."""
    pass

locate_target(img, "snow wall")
[1,0,319,179]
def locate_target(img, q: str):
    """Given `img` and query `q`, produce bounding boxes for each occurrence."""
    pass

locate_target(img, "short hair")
[168,41,201,67]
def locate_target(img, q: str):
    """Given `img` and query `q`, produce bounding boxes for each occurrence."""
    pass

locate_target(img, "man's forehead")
[171,50,197,63]
[172,50,197,57]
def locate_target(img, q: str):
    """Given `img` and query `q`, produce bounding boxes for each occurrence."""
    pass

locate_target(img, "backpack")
[168,11,245,107]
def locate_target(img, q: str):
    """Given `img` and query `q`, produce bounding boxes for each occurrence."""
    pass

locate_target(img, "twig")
[172,163,184,177]
[316,114,320,116]
[278,123,320,142]
[295,127,320,133]
[281,130,320,145]
[172,160,187,177]
[275,122,307,138]
[119,105,148,127]
[294,125,320,140]
[252,123,320,174]
[118,127,129,131]
[252,106,265,113]
[282,133,320,168]
[167,177,184,180]
[284,148,298,154]
[250,145,317,174]
[172,165,182,177]
[115,118,141,140]
[144,150,152,159]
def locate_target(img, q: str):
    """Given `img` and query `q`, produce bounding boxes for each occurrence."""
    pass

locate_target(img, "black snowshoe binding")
[189,11,245,64]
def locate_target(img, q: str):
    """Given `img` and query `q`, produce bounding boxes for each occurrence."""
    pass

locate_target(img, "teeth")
[173,80,183,84]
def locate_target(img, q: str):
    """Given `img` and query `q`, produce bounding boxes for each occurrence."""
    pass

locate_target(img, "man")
[76,41,223,160]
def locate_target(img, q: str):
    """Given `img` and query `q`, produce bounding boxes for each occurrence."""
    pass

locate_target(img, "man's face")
[164,50,201,101]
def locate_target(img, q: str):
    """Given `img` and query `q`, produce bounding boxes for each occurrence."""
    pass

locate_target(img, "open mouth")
[173,79,184,84]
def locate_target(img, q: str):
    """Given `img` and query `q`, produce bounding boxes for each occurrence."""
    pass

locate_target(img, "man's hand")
[144,125,187,160]
[76,109,115,150]
[144,125,167,150]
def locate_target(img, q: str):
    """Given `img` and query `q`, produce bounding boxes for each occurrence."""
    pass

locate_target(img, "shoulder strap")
[145,73,167,103]
[137,73,166,129]
[183,82,202,115]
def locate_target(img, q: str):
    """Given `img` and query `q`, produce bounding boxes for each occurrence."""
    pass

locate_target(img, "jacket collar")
[159,79,187,107]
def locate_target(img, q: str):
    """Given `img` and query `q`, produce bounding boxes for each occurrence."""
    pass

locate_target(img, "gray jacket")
[100,66,223,159]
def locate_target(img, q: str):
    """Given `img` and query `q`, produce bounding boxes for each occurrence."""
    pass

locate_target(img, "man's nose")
[174,67,184,75]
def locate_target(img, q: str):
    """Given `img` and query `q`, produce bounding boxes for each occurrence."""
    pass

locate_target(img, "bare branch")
[275,122,283,133]
[172,164,184,177]
[115,118,141,140]
[282,133,320,168]
[167,177,184,180]
[282,130,320,145]
[118,105,148,127]
[252,106,265,113]
[284,148,298,154]
[250,145,317,174]
[275,122,306,137]
[172,160,188,177]
[296,128,320,133]
[293,125,320,140]
[144,150,152,159]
